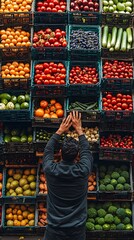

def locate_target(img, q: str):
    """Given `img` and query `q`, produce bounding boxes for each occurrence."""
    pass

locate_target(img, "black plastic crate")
[0,91,31,122]
[101,26,134,59]
[0,26,31,60]
[101,59,134,91]
[98,161,133,201]
[0,12,33,27]
[31,24,68,60]
[100,121,133,132]
[68,61,101,96]
[4,153,37,166]
[102,13,133,27]
[2,122,34,153]
[68,25,101,61]
[68,0,100,25]
[33,127,64,152]
[34,0,67,24]
[100,91,133,121]
[31,60,68,97]
[0,59,32,91]
[35,201,47,231]
[3,166,37,202]
[32,97,66,126]
[86,201,134,234]
[66,96,100,122]
[36,165,47,198]
[2,203,36,233]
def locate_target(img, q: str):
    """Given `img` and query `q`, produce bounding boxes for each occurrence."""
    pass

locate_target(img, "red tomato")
[40,100,48,109]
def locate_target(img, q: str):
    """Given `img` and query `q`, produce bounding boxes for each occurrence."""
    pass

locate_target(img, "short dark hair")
[61,137,79,162]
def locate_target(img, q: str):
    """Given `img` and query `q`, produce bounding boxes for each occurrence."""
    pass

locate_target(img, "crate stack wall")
[0,0,133,239]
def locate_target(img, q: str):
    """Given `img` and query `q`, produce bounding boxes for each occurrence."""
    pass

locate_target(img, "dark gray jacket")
[43,133,93,229]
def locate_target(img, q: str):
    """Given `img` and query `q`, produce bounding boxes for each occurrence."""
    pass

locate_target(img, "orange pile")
[34,99,64,119]
[6,204,35,226]
[0,28,31,48]
[0,0,33,13]
[38,203,47,227]
[39,170,47,195]
[1,61,30,78]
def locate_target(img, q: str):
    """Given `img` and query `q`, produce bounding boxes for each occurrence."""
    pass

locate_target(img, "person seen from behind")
[43,111,94,240]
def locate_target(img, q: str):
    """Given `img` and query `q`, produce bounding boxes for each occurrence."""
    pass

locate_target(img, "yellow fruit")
[6,208,12,214]
[22,211,29,218]
[27,213,34,221]
[29,220,34,226]
[7,220,14,226]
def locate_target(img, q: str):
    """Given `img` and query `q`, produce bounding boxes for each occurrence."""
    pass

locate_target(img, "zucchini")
[107,33,112,49]
[102,26,109,48]
[109,47,114,51]
[115,28,123,51]
[126,27,132,43]
[111,27,117,47]
[127,43,131,50]
[121,31,127,52]
[86,102,98,110]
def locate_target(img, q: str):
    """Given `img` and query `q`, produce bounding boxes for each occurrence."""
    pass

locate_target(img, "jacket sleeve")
[78,134,93,175]
[42,133,61,173]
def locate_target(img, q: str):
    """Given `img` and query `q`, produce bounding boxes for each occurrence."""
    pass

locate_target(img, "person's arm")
[42,115,72,173]
[71,111,93,174]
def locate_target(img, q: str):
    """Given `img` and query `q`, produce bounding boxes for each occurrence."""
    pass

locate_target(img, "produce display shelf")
[98,161,133,201]
[0,91,31,122]
[0,26,32,60]
[99,148,133,162]
[68,0,100,25]
[0,12,33,27]
[101,26,134,59]
[31,24,68,60]
[0,59,32,91]
[68,25,101,61]
[67,61,101,96]
[31,60,69,97]
[32,97,66,125]
[101,58,134,91]
[100,92,134,121]
[33,0,68,24]
[66,95,101,122]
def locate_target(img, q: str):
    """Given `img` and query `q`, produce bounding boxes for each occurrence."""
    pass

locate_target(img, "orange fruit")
[35,108,44,117]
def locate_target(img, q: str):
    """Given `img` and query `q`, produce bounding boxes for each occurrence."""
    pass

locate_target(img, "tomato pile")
[36,0,66,12]
[0,28,31,48]
[70,0,99,12]
[2,61,30,79]
[33,28,67,48]
[102,92,133,111]
[34,99,64,118]
[69,66,99,84]
[103,60,133,79]
[34,62,66,85]
[100,134,133,149]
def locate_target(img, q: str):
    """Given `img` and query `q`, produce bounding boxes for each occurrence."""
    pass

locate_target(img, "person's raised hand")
[70,111,83,136]
[56,114,72,135]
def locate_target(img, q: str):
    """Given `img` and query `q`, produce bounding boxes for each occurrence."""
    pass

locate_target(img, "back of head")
[61,137,79,162]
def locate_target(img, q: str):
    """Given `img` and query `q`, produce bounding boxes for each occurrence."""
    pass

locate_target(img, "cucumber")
[109,47,114,51]
[111,27,117,47]
[115,28,123,51]
[126,27,132,43]
[121,31,127,52]
[107,33,112,49]
[127,43,131,50]
[102,26,109,48]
